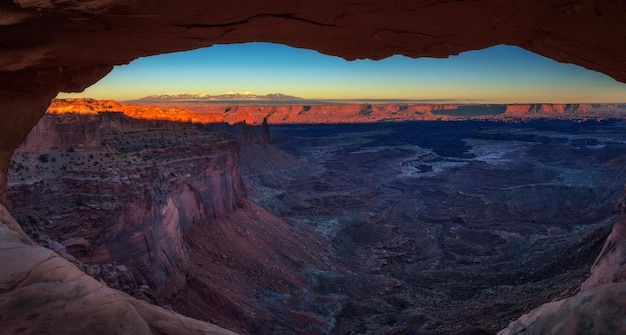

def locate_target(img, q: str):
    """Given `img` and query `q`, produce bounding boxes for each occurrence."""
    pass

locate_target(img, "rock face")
[497,283,626,335]
[0,203,237,335]
[497,185,626,334]
[7,113,338,334]
[20,113,102,150]
[8,113,247,298]
[580,187,626,291]
[51,99,626,126]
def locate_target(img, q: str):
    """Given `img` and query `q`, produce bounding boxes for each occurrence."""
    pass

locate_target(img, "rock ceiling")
[0,0,625,203]
[3,0,626,92]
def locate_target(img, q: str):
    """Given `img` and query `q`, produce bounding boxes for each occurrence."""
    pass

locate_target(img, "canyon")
[7,111,339,334]
[6,102,626,333]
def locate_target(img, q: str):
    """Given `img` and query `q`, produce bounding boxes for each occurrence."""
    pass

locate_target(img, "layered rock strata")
[7,112,337,334]
[9,114,245,298]
[51,99,626,126]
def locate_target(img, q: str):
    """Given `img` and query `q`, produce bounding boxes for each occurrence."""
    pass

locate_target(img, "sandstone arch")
[2,1,626,334]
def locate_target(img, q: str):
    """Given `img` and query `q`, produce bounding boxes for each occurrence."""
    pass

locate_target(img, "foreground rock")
[0,204,236,335]
[498,283,626,335]
[580,186,626,291]
[498,186,626,334]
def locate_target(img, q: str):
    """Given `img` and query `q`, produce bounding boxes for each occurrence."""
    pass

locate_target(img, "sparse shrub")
[51,157,56,163]
[67,147,75,153]
[37,154,49,163]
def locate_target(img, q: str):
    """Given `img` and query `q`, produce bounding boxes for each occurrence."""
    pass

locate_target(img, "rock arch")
[2,1,626,334]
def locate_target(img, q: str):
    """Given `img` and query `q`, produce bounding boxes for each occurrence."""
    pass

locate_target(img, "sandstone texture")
[0,203,236,335]
[9,113,246,298]
[498,283,626,335]
[580,187,626,291]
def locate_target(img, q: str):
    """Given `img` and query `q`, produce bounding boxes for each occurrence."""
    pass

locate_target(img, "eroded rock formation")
[7,113,337,334]
[7,113,248,323]
[49,98,626,126]
[0,203,237,335]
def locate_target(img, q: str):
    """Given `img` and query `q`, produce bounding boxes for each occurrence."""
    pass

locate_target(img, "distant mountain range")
[135,92,302,102]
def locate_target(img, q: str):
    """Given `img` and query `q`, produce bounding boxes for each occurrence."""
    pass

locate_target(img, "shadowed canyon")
[4,100,626,334]
[3,1,626,334]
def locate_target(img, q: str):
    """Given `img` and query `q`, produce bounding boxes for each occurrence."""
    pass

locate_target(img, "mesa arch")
[2,1,626,334]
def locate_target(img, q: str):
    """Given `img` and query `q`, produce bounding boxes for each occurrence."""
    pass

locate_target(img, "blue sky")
[58,43,626,103]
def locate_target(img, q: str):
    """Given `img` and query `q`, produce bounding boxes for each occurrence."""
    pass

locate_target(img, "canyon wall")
[7,114,338,334]
[19,113,101,150]
[49,99,626,127]
[8,114,247,298]
[0,202,237,335]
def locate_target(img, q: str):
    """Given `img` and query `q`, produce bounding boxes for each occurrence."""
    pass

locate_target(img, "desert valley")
[6,98,626,334]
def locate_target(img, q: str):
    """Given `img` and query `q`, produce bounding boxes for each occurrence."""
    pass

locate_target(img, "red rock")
[44,99,626,128]
[1,2,626,333]
[580,187,626,291]
[498,283,626,335]
[0,203,236,335]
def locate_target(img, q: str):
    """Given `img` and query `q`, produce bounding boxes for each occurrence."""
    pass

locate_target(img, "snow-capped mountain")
[136,92,302,101]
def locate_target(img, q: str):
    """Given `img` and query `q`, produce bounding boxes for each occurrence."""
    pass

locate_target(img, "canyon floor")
[8,116,626,334]
[242,119,626,334]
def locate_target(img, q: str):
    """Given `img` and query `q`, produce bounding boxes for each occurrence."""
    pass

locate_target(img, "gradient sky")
[57,43,626,103]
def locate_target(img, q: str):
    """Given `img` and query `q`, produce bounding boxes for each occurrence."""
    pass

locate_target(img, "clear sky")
[57,43,626,103]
